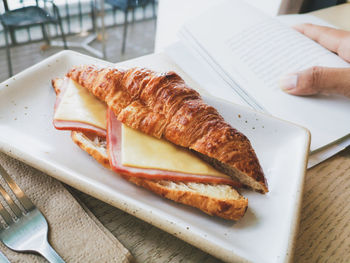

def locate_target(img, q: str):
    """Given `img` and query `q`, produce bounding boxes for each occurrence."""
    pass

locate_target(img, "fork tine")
[0,202,13,226]
[0,165,34,211]
[0,185,22,218]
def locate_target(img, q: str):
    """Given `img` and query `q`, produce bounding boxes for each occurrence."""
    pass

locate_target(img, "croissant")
[67,66,268,193]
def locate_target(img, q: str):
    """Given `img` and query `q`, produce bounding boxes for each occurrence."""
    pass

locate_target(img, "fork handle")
[38,243,65,263]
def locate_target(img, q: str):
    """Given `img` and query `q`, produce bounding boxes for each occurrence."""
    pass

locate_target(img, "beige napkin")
[0,152,133,263]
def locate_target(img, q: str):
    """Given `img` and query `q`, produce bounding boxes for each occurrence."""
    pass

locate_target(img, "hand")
[280,23,350,98]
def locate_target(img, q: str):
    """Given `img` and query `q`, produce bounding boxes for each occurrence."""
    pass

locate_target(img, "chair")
[105,0,155,54]
[0,0,67,76]
[300,0,347,13]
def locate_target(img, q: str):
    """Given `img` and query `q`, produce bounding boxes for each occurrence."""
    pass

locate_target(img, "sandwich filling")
[107,108,240,186]
[53,78,241,186]
[54,78,107,136]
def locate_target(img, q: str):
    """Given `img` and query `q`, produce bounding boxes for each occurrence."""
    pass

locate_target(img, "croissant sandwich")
[52,65,268,221]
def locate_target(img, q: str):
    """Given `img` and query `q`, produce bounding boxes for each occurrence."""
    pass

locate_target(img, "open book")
[164,0,350,167]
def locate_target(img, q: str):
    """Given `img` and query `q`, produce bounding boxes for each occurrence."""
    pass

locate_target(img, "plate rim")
[0,50,311,263]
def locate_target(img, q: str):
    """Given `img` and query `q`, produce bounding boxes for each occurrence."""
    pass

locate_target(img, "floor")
[0,17,156,82]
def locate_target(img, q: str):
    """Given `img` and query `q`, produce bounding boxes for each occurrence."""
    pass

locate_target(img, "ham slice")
[53,120,107,137]
[107,108,242,187]
[53,77,107,137]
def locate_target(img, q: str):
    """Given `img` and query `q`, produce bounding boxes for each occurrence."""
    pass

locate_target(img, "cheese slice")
[56,78,229,178]
[121,124,230,178]
[54,78,107,129]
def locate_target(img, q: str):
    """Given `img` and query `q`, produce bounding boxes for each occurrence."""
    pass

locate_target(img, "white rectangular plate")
[0,51,310,263]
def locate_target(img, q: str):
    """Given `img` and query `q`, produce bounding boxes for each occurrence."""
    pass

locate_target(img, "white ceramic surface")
[0,51,310,263]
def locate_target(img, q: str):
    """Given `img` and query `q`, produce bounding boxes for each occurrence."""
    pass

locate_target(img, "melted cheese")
[121,124,230,178]
[54,79,107,129]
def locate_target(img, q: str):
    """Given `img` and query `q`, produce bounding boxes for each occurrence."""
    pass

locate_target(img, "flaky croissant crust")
[67,65,267,192]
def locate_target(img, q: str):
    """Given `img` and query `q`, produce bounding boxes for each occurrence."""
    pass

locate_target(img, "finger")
[280,66,350,98]
[294,23,350,62]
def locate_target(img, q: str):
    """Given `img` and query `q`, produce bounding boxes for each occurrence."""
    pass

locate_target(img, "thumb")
[280,66,350,98]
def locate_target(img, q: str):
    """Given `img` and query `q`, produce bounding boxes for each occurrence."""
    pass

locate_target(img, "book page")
[180,0,350,151]
[223,19,348,90]
[165,42,248,107]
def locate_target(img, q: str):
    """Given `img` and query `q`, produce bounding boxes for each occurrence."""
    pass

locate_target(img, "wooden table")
[76,3,350,262]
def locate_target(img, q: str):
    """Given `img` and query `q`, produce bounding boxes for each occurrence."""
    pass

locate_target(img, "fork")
[0,164,65,263]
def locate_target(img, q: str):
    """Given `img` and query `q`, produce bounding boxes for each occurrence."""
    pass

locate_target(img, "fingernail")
[280,74,298,91]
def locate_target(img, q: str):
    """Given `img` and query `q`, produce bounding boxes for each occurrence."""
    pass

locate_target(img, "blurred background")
[0,0,347,82]
[0,0,157,81]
